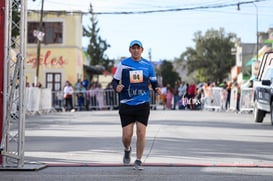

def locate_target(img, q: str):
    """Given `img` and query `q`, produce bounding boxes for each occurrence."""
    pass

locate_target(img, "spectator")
[187,82,196,110]
[172,80,180,110]
[63,80,74,112]
[166,86,173,110]
[74,78,81,110]
[177,81,188,109]
[225,82,232,111]
[82,78,89,89]
[194,88,205,110]
[178,81,187,100]
[220,81,228,111]
[36,82,42,88]
[160,85,167,110]
[233,82,241,112]
[248,80,254,88]
[26,76,30,88]
[75,78,82,91]
[77,82,86,111]
[56,88,64,111]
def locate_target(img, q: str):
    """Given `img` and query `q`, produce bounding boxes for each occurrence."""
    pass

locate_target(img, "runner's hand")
[116,84,124,93]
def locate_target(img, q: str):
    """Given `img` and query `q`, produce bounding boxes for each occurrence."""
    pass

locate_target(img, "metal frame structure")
[0,0,27,168]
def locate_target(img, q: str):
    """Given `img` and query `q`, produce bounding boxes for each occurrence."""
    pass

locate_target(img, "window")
[263,68,273,82]
[46,73,62,91]
[28,22,63,44]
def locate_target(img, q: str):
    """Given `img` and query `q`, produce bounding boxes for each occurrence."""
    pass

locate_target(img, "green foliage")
[83,4,114,72]
[180,28,236,83]
[158,60,180,87]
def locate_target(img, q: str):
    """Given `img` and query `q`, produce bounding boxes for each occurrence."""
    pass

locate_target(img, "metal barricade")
[150,89,158,110]
[86,89,119,110]
[239,88,254,112]
[51,89,160,111]
[27,86,254,113]
[203,87,223,111]
[229,87,238,111]
[52,89,120,111]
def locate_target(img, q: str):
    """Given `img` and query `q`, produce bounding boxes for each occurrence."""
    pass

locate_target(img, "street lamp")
[237,2,259,61]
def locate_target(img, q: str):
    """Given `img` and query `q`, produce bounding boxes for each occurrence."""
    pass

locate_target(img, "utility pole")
[253,2,259,61]
[35,0,45,86]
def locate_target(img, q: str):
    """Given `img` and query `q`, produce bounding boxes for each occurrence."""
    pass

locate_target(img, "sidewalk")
[1,110,273,180]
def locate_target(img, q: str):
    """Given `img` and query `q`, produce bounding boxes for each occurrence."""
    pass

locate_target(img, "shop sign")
[26,50,66,68]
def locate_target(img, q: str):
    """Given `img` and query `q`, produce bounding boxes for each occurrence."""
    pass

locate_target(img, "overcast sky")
[28,0,273,61]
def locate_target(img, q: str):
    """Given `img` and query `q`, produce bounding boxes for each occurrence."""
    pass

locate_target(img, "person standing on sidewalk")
[112,40,161,170]
[63,80,74,112]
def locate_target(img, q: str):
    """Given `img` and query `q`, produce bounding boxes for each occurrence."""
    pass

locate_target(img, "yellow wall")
[27,11,83,47]
[26,47,84,85]
[26,10,85,87]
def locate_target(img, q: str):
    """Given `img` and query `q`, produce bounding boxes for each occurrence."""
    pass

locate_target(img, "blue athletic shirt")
[113,57,158,106]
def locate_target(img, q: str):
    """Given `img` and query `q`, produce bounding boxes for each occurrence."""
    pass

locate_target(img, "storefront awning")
[245,57,256,66]
[83,64,105,74]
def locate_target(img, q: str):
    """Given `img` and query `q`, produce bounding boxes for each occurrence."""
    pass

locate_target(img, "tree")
[83,4,114,72]
[180,28,236,83]
[158,60,180,87]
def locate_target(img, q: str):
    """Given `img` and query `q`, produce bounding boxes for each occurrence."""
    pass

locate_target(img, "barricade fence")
[53,89,120,111]
[25,88,158,114]
[25,87,52,115]
[203,87,254,112]
[203,87,223,111]
[239,88,254,112]
[25,87,253,115]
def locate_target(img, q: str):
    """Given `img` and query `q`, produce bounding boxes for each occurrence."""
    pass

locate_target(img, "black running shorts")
[119,102,150,127]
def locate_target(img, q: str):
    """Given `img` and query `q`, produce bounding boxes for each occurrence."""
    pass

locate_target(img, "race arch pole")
[0,0,5,165]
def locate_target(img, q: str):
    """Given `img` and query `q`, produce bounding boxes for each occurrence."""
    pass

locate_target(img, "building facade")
[234,28,273,83]
[26,10,86,91]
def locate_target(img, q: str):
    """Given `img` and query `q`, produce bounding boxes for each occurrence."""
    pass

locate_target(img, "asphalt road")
[1,109,273,180]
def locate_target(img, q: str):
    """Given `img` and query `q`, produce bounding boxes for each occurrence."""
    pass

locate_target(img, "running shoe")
[134,160,144,170]
[123,146,131,165]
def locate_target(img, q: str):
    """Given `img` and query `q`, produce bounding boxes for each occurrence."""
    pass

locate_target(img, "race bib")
[129,70,143,83]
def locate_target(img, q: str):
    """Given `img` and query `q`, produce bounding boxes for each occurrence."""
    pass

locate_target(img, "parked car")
[253,66,273,124]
